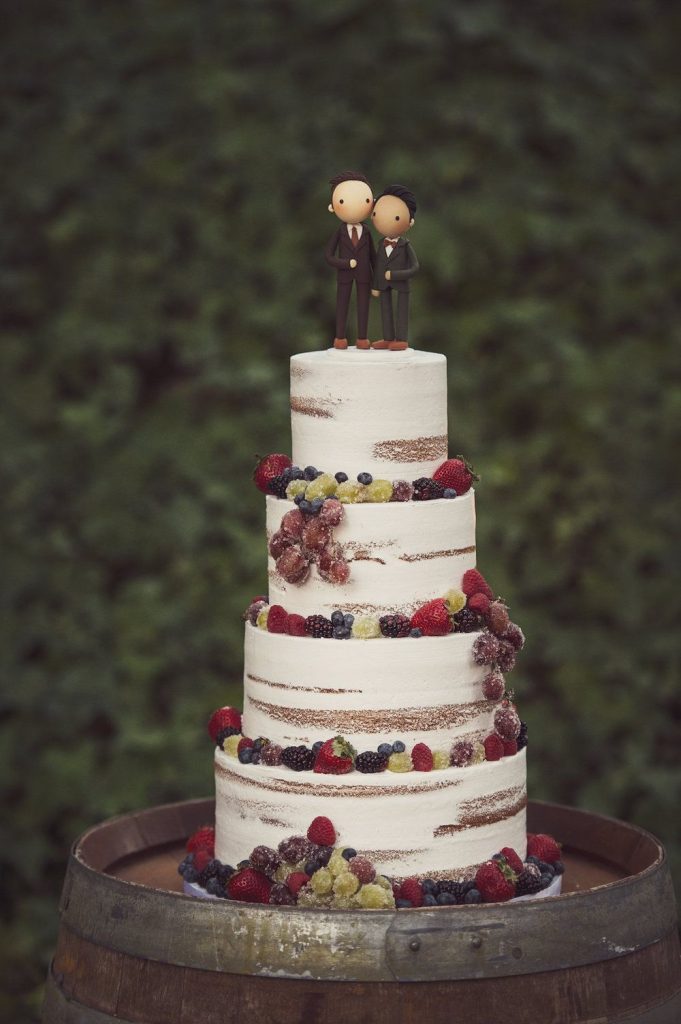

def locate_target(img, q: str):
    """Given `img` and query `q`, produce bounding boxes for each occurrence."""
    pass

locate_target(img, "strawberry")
[399,877,424,907]
[227,867,273,904]
[411,742,434,772]
[267,604,290,634]
[462,569,493,600]
[253,453,292,494]
[468,592,491,615]
[483,733,505,761]
[500,847,524,875]
[502,738,518,757]
[527,833,561,864]
[475,860,516,903]
[193,847,213,874]
[287,613,307,637]
[432,456,478,495]
[237,736,254,754]
[286,871,310,896]
[410,598,452,637]
[307,815,337,846]
[313,735,357,774]
[207,706,242,742]
[186,825,215,855]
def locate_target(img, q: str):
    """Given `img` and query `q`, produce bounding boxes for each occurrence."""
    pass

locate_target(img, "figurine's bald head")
[328,171,373,225]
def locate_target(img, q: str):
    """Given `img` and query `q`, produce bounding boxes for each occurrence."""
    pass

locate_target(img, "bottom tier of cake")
[215,746,527,880]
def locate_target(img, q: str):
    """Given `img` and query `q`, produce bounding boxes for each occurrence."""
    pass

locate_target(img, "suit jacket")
[372,237,419,292]
[325,225,375,285]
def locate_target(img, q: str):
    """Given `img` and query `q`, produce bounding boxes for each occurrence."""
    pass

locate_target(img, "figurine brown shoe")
[389,341,408,351]
[333,337,348,349]
[371,340,389,349]
[356,338,370,350]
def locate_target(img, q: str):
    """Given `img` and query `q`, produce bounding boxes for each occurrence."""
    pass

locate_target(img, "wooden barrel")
[43,799,681,1024]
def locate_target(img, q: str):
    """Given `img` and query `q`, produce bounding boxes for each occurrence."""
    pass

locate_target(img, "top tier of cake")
[291,348,447,480]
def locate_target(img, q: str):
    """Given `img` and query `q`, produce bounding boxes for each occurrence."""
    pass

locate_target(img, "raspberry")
[260,743,283,766]
[278,835,314,864]
[287,613,306,637]
[269,883,296,905]
[352,616,381,639]
[468,592,490,615]
[432,456,477,495]
[310,867,333,895]
[462,569,494,599]
[494,701,521,741]
[333,871,360,897]
[286,871,310,896]
[444,589,466,614]
[379,613,412,638]
[355,751,388,773]
[305,614,334,639]
[307,816,337,846]
[390,479,413,501]
[348,856,376,884]
[496,640,517,673]
[400,878,423,907]
[207,706,242,743]
[237,736,254,754]
[450,740,473,767]
[365,479,393,502]
[516,864,543,895]
[276,547,310,584]
[249,846,281,877]
[475,861,515,903]
[186,826,215,855]
[488,600,510,637]
[500,847,524,875]
[280,508,305,539]
[472,631,501,666]
[253,453,292,494]
[412,477,445,501]
[483,733,505,761]
[267,604,289,634]
[452,607,482,633]
[269,529,294,560]
[281,745,315,771]
[502,622,525,651]
[482,672,505,701]
[411,598,452,637]
[227,867,273,904]
[526,833,561,864]
[387,751,412,772]
[502,739,518,756]
[301,517,331,552]
[411,742,434,772]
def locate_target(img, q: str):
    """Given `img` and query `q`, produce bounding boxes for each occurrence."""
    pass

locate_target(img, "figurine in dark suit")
[325,171,375,350]
[370,185,419,350]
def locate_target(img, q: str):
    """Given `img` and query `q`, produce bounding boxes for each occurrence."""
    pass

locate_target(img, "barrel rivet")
[409,938,421,952]
[470,935,483,950]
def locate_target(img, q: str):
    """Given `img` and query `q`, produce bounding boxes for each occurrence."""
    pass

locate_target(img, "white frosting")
[215,746,527,879]
[290,348,448,480]
[267,491,477,618]
[242,623,495,750]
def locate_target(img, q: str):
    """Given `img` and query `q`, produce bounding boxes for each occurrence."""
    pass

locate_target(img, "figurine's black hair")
[329,171,370,188]
[375,184,417,218]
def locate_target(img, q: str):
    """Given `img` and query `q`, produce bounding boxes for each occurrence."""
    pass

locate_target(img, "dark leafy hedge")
[2,2,680,1018]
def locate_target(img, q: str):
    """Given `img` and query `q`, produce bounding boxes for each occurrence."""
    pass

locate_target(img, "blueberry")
[206,876,224,897]
[238,747,253,764]
[357,472,373,485]
[312,740,323,754]
[377,742,393,756]
[526,855,540,866]
[184,866,199,883]
[443,488,458,498]
[311,498,324,512]
[305,858,321,875]
[392,740,406,753]
[537,860,555,877]
[335,471,348,483]
[237,859,251,870]
[218,864,235,884]
[178,857,189,877]
[540,873,553,889]
[317,846,333,866]
[250,751,261,764]
[290,466,304,480]
[421,878,437,894]
[464,888,482,904]
[331,610,345,627]
[410,628,423,638]
[343,613,355,628]
[492,853,503,862]
[299,500,313,514]
[333,625,351,639]
[462,879,476,893]
[341,847,357,861]
[553,860,565,876]
[294,492,305,505]
[304,466,319,480]
[422,893,438,907]
[437,892,456,905]
[204,858,219,878]
[253,737,265,751]
[281,467,295,483]
[396,898,413,909]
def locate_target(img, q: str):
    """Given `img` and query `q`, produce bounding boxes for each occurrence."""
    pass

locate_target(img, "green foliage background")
[2,1,680,1018]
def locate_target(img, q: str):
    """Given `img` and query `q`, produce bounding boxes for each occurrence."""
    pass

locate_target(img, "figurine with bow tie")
[370,185,419,351]
[325,171,376,350]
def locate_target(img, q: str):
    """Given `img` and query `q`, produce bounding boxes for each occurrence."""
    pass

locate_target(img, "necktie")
[351,226,359,248]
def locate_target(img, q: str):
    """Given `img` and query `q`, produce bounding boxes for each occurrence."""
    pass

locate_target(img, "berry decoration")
[411,598,452,636]
[411,742,434,772]
[307,816,337,846]
[526,834,562,864]
[483,733,505,761]
[314,736,357,775]
[412,477,445,501]
[472,631,501,666]
[432,456,478,495]
[267,604,290,634]
[305,614,334,639]
[462,569,494,600]
[253,454,292,494]
[400,878,424,907]
[227,867,273,904]
[207,707,242,743]
[482,672,505,701]
[488,600,510,637]
[390,479,413,501]
[355,751,388,773]
[281,745,315,771]
[494,700,521,741]
[468,592,491,615]
[249,846,281,877]
[186,826,215,855]
[450,740,474,767]
[379,613,412,638]
[474,860,516,903]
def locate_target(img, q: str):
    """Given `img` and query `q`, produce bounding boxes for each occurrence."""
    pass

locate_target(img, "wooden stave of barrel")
[43,799,681,1024]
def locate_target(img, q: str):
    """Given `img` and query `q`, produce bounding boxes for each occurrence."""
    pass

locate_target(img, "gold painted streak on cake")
[433,792,527,836]
[373,435,448,462]
[400,545,476,562]
[290,396,335,418]
[247,672,362,695]
[216,759,461,797]
[247,698,495,732]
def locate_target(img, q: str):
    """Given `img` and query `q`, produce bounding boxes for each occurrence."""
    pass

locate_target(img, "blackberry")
[268,473,289,498]
[436,878,468,902]
[452,607,483,633]
[412,477,445,501]
[305,614,334,639]
[260,743,283,766]
[198,858,220,888]
[281,745,315,771]
[355,751,389,773]
[216,725,240,749]
[278,835,314,863]
[250,845,281,876]
[517,721,528,750]
[516,864,543,895]
[217,863,236,885]
[206,876,226,898]
[379,613,412,638]
[270,883,296,905]
[421,878,437,895]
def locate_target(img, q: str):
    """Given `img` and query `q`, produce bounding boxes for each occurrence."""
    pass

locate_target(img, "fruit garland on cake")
[179,817,563,909]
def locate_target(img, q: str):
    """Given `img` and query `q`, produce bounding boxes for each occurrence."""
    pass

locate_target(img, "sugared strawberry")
[227,867,273,904]
[468,592,491,615]
[267,604,290,634]
[462,569,493,600]
[475,860,516,903]
[502,738,518,756]
[432,456,478,495]
[193,847,213,874]
[411,742,434,772]
[237,736,254,754]
[186,825,215,855]
[307,815,337,846]
[411,598,452,637]
[207,707,242,743]
[483,733,505,761]
[253,453,292,494]
[399,877,424,907]
[276,547,310,584]
[500,847,524,876]
[313,735,357,774]
[287,613,307,637]
[286,871,310,896]
[494,700,521,741]
[526,833,561,864]
[280,508,305,539]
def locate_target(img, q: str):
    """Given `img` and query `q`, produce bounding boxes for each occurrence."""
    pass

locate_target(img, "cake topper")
[325,171,375,350]
[370,185,419,351]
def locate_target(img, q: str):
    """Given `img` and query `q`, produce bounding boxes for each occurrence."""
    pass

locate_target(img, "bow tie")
[384,238,399,249]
